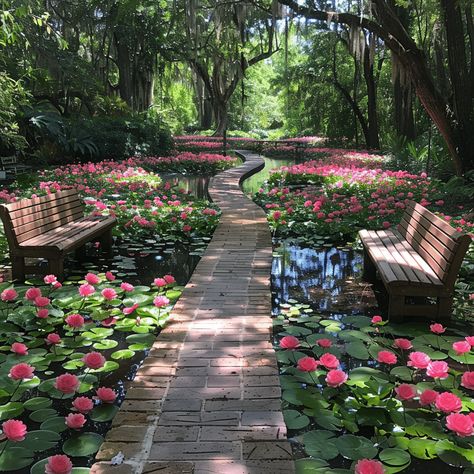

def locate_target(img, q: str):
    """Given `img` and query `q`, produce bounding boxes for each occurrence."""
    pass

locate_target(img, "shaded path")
[92,151,294,474]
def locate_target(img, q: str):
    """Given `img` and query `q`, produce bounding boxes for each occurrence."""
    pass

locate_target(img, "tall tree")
[278,0,474,175]
[171,0,280,134]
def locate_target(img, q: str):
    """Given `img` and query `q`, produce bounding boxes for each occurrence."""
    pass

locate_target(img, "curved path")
[92,152,294,474]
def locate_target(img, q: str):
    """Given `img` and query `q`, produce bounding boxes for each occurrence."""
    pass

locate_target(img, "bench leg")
[11,257,26,282]
[100,229,113,258]
[388,294,405,323]
[361,248,377,282]
[437,297,453,321]
[49,259,64,282]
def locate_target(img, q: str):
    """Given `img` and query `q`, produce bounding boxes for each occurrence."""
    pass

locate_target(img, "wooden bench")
[0,189,117,281]
[359,201,472,322]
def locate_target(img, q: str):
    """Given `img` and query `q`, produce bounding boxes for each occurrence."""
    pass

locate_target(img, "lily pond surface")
[246,156,472,474]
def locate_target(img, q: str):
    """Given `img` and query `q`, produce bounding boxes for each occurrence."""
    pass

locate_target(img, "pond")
[246,155,473,474]
[0,172,211,473]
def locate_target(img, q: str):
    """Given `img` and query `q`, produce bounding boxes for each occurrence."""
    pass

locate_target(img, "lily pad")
[0,446,34,471]
[111,349,135,360]
[335,434,378,460]
[90,404,119,422]
[63,432,104,457]
[29,408,57,422]
[23,397,52,411]
[40,416,68,433]
[0,402,24,420]
[303,430,338,460]
[21,430,60,451]
[283,409,310,429]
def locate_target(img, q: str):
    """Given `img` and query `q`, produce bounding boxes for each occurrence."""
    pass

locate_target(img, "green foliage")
[0,73,29,154]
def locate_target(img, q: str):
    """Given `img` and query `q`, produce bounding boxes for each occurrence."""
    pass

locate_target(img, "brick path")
[91,152,294,474]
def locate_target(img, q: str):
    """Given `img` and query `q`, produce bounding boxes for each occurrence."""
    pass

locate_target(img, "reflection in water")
[159,173,211,199]
[242,156,296,195]
[272,242,375,314]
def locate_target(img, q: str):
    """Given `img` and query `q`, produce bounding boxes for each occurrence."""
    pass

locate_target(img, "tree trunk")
[213,101,228,136]
[363,46,380,149]
[393,74,415,140]
[114,32,134,109]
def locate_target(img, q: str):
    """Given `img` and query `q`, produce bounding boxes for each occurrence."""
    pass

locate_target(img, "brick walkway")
[91,152,294,474]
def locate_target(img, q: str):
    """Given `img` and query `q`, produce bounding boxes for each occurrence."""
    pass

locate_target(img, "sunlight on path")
[91,151,294,474]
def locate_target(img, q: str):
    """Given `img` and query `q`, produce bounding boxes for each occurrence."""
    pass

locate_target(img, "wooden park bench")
[0,189,116,281]
[359,201,472,322]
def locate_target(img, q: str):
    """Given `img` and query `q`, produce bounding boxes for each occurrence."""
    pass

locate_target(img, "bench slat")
[359,229,406,284]
[16,208,86,244]
[392,229,446,284]
[8,194,82,222]
[21,216,110,249]
[398,219,450,279]
[376,230,431,284]
[4,189,78,213]
[408,201,463,239]
[401,205,458,251]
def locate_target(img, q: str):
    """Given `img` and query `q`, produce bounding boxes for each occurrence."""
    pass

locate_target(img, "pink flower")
[44,274,58,284]
[65,413,86,430]
[2,419,27,441]
[79,284,95,297]
[101,317,118,327]
[183,224,192,232]
[319,353,339,369]
[34,296,50,307]
[279,336,300,350]
[395,384,417,401]
[377,351,397,365]
[72,397,94,414]
[1,288,17,301]
[120,282,134,292]
[65,313,84,328]
[163,275,175,284]
[154,277,167,287]
[446,413,474,437]
[430,323,446,334]
[426,361,449,379]
[453,341,471,355]
[55,373,80,394]
[9,363,34,380]
[46,333,61,345]
[105,271,116,281]
[461,371,474,390]
[123,303,139,315]
[45,454,73,474]
[325,369,348,387]
[25,287,42,301]
[96,386,117,403]
[382,221,391,229]
[354,458,385,474]
[10,342,28,355]
[153,296,169,308]
[407,351,431,369]
[297,356,319,372]
[420,389,439,406]
[85,273,100,285]
[101,288,117,300]
[317,338,332,348]
[393,338,412,350]
[37,308,49,319]
[82,352,106,369]
[466,336,474,346]
[371,315,382,324]
[435,392,462,413]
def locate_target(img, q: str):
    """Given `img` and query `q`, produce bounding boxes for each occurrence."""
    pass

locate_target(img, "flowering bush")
[277,301,474,472]
[0,271,179,471]
[2,156,222,244]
